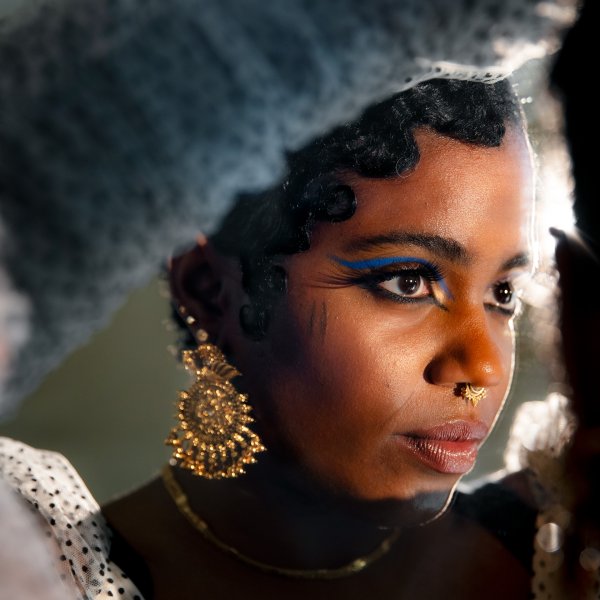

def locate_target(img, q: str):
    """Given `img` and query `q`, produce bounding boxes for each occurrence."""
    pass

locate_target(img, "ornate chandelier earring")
[165,307,266,479]
[459,383,487,407]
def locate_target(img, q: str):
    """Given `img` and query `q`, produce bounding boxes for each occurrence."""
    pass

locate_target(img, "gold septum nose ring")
[459,383,487,407]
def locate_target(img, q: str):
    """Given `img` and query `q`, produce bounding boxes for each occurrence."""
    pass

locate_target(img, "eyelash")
[348,266,521,317]
[485,280,521,318]
[350,264,445,306]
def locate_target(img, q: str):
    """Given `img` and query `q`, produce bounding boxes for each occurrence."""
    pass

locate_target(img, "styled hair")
[205,78,524,340]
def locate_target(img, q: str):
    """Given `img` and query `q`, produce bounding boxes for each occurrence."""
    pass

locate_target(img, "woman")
[0,2,587,599]
[1,73,592,598]
[99,79,537,598]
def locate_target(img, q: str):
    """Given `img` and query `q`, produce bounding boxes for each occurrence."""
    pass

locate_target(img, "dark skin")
[104,476,530,599]
[103,128,535,598]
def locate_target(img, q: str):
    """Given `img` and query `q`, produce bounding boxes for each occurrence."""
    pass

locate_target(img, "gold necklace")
[161,464,400,580]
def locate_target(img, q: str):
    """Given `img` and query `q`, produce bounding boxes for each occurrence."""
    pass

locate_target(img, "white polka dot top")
[0,437,145,600]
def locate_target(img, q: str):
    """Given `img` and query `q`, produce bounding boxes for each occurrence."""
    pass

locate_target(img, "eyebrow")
[342,231,531,273]
[342,232,469,264]
[500,252,530,272]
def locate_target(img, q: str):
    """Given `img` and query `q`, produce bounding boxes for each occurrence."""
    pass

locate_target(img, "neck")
[173,452,453,571]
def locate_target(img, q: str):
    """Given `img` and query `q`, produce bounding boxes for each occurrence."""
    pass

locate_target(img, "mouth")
[395,420,489,475]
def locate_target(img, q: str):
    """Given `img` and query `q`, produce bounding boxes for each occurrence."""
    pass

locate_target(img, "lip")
[395,420,489,475]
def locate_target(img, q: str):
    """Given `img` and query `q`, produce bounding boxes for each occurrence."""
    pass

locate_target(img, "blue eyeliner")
[331,255,452,299]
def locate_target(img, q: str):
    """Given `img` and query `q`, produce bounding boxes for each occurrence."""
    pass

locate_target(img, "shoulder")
[0,437,99,511]
[0,477,74,599]
[0,437,145,600]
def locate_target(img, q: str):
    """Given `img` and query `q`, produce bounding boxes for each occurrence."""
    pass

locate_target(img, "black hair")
[191,78,524,341]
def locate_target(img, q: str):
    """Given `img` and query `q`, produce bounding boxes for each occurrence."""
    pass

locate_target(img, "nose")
[425,311,508,390]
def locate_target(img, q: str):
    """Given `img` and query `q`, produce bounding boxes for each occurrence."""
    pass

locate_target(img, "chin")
[320,472,461,529]
[337,486,457,529]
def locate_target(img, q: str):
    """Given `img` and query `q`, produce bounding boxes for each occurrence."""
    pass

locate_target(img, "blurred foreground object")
[522,1,600,596]
[552,0,597,255]
[552,2,600,596]
[0,224,28,395]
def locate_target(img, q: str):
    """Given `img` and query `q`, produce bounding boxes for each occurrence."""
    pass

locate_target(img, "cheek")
[259,293,428,441]
[496,319,516,377]
[503,321,517,391]
[482,320,516,423]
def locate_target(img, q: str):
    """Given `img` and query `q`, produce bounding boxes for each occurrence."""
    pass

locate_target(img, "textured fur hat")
[0,0,573,411]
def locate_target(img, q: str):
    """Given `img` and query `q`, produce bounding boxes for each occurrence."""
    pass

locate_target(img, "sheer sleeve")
[0,437,145,600]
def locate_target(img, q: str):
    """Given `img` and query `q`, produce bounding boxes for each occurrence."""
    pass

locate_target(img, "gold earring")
[165,323,266,479]
[459,383,487,407]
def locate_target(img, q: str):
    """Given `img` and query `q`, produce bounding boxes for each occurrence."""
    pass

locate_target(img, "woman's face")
[229,127,534,504]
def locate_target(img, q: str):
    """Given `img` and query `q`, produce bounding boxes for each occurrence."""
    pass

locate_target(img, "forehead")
[310,127,534,257]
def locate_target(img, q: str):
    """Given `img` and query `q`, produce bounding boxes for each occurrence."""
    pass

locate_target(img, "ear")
[169,236,241,343]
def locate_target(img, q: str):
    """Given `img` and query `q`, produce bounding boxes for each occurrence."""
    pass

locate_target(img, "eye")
[485,280,519,316]
[332,255,447,307]
[377,271,433,300]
